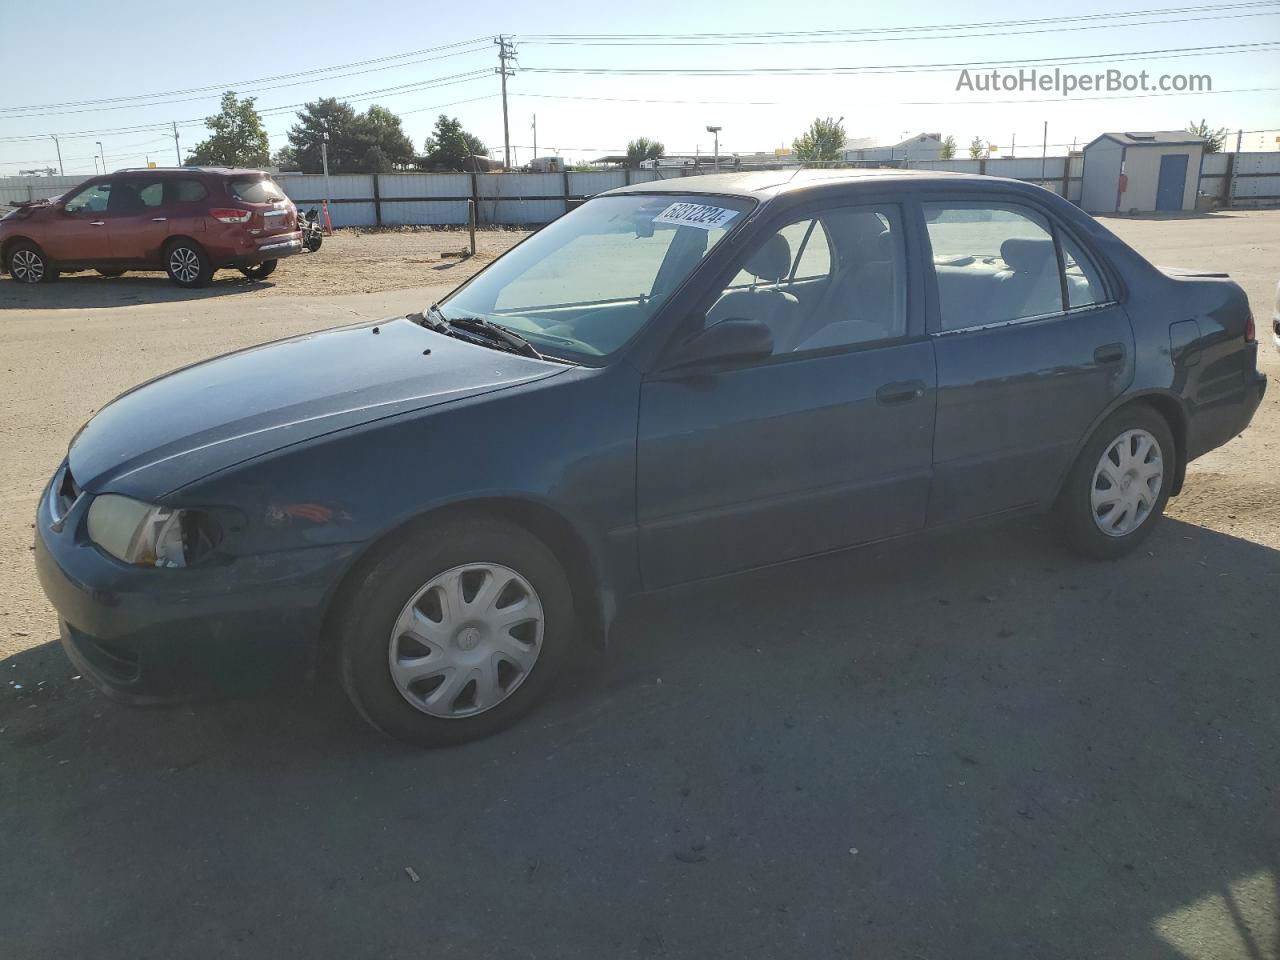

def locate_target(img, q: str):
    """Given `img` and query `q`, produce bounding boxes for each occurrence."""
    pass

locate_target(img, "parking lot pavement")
[1,212,1278,959]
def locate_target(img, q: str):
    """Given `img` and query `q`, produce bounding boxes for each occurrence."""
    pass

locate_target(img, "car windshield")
[228,176,286,203]
[441,193,753,360]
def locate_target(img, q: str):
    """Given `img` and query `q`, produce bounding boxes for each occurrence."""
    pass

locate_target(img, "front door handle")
[1094,342,1126,364]
[876,379,927,405]
[89,220,105,226]
[150,217,167,222]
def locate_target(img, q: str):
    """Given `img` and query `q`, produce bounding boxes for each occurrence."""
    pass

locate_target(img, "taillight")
[1245,310,1256,343]
[209,208,251,224]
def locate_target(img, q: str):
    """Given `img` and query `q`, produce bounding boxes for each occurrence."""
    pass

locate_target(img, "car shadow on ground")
[2,516,1277,960]
[0,273,273,310]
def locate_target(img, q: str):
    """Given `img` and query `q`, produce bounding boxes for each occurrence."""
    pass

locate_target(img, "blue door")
[1155,153,1190,211]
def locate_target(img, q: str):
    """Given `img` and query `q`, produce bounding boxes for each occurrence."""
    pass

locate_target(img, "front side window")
[444,193,752,359]
[706,204,906,355]
[63,182,112,214]
[924,202,1063,330]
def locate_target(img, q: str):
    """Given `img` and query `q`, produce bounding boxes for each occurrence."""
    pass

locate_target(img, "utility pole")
[172,121,182,165]
[96,141,106,174]
[1235,128,1243,152]
[706,125,722,172]
[1040,120,1048,183]
[495,36,517,170]
[321,131,332,208]
[50,135,64,176]
[532,114,537,159]
[1011,133,1016,158]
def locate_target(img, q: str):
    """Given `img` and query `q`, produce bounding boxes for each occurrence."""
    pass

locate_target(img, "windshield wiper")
[413,302,452,333]
[447,315,543,360]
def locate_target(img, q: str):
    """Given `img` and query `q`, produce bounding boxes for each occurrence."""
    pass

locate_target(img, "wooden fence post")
[1221,152,1236,208]
[468,199,477,256]
[372,173,382,227]
[470,171,480,226]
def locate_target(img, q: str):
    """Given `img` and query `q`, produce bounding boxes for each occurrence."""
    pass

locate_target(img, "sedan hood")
[69,317,568,495]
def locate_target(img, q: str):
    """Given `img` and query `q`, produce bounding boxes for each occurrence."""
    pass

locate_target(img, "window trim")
[920,196,1118,337]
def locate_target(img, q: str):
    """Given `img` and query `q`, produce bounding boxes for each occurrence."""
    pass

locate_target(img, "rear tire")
[7,242,56,283]
[164,239,213,288]
[238,260,277,280]
[338,514,577,747]
[1057,404,1175,560]
[305,233,322,253]
[96,268,126,278]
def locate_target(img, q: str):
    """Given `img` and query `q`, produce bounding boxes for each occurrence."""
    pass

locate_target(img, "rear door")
[226,175,295,240]
[164,176,211,244]
[41,180,114,262]
[104,176,168,261]
[922,197,1134,525]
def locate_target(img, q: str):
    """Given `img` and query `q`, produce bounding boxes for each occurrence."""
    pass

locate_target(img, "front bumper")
[33,476,359,703]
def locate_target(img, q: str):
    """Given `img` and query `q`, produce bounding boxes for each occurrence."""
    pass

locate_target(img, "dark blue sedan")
[35,170,1266,745]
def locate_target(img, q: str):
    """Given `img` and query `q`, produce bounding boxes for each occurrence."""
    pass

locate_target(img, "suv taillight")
[1245,310,1256,343]
[209,208,251,224]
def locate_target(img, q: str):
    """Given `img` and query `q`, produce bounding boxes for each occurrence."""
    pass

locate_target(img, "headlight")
[86,495,219,568]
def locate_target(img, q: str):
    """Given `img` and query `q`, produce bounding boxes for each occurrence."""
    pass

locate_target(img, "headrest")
[745,233,792,283]
[1000,237,1055,273]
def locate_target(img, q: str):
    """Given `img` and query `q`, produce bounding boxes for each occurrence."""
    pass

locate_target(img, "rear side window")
[924,203,1063,330]
[170,179,208,203]
[228,177,285,203]
[1059,233,1105,308]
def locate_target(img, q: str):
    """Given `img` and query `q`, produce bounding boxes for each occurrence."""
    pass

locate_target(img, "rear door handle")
[89,220,105,226]
[1094,342,1125,364]
[876,379,927,405]
[150,217,167,222]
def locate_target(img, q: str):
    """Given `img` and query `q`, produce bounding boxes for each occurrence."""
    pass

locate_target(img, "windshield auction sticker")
[653,202,739,230]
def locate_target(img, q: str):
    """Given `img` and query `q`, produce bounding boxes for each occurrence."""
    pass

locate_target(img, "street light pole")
[96,141,105,174]
[706,125,722,172]
[51,135,64,176]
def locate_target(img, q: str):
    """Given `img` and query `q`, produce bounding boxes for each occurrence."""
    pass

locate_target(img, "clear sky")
[2,0,1278,175]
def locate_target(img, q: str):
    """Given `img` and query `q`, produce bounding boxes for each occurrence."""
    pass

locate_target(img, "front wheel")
[7,242,57,283]
[238,259,277,280]
[1057,405,1175,560]
[338,515,577,747]
[164,240,213,288]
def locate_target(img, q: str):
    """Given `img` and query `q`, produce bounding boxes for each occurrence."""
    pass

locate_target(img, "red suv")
[1,167,302,288]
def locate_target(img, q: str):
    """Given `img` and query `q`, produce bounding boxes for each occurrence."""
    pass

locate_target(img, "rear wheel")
[7,242,56,283]
[96,268,126,278]
[339,514,577,747]
[1057,405,1175,559]
[164,239,213,288]
[238,260,277,280]
[305,232,323,253]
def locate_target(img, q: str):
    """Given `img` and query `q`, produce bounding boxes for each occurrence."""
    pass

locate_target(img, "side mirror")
[667,319,774,369]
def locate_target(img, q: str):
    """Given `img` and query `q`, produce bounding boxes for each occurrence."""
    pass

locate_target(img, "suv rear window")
[228,177,286,203]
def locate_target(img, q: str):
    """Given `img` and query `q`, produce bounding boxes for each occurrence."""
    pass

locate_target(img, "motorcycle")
[299,207,323,252]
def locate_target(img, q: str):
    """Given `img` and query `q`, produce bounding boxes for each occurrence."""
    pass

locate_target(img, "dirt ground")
[1,212,1278,960]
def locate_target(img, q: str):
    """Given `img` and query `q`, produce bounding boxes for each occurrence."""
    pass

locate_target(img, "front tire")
[1057,405,1175,560]
[338,514,578,747]
[164,239,213,288]
[238,259,277,280]
[7,242,56,283]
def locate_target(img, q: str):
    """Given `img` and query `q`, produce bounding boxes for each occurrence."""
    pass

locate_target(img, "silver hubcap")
[387,563,544,719]
[11,249,43,282]
[168,247,200,283]
[1091,428,1163,537]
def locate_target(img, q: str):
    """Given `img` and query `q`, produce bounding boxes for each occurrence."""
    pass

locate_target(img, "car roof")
[111,167,269,177]
[602,167,983,201]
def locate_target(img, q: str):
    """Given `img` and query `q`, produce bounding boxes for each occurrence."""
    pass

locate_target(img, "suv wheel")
[7,242,56,283]
[238,260,277,280]
[1057,405,1175,559]
[339,514,577,747]
[164,240,213,288]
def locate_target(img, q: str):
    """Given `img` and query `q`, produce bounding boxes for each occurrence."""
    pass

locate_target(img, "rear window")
[228,177,285,203]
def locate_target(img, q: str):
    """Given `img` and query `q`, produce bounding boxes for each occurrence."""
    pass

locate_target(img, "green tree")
[940,135,957,160]
[186,91,270,168]
[1186,118,1229,153]
[420,114,487,170]
[791,117,846,163]
[625,137,665,168]
[968,136,988,159]
[285,98,415,173]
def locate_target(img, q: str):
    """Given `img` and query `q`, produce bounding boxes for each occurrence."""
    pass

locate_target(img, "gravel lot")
[1,213,1277,959]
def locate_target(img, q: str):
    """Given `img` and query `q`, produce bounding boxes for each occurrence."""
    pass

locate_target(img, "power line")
[521,8,1280,47]
[520,40,1280,75]
[0,37,492,115]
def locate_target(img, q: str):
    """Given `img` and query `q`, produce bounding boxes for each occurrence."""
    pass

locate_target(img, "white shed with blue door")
[1080,131,1206,214]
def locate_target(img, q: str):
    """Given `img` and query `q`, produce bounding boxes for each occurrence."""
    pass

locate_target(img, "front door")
[636,200,936,588]
[921,199,1134,525]
[1155,153,1190,211]
[41,180,114,262]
